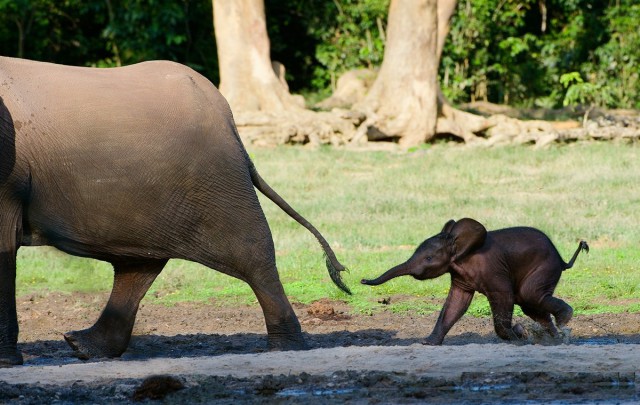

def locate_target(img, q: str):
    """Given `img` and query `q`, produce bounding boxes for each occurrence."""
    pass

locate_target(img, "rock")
[132,375,184,401]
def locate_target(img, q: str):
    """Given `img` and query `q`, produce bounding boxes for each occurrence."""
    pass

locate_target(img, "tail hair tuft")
[325,254,351,295]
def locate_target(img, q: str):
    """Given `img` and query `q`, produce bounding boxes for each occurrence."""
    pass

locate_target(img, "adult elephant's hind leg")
[64,259,167,359]
[247,265,306,351]
[199,195,306,351]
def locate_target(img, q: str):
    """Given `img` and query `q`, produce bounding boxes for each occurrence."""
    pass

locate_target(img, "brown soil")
[2,292,640,403]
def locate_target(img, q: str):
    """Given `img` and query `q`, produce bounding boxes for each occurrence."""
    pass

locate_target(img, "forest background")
[2,0,639,322]
[1,0,638,113]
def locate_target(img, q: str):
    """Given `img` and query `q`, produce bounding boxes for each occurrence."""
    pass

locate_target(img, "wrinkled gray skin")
[0,57,350,366]
[362,218,588,345]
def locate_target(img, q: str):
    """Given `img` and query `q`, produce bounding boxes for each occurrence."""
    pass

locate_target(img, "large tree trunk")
[433,0,567,147]
[212,0,302,113]
[355,0,439,147]
[435,0,488,143]
[354,0,488,146]
[212,0,358,146]
[436,0,457,60]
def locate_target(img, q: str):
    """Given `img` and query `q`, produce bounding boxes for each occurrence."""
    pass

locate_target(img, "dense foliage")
[0,0,217,81]
[442,0,639,108]
[0,0,637,108]
[265,0,388,95]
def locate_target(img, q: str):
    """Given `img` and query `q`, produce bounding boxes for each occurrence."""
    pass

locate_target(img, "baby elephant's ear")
[441,219,456,234]
[448,218,487,261]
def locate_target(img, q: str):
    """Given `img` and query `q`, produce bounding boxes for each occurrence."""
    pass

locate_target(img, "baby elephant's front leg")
[423,285,474,345]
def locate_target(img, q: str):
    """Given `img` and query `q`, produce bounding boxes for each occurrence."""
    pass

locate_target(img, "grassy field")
[16,142,640,316]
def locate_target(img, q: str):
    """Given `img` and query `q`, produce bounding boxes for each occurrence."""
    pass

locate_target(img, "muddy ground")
[1,291,639,403]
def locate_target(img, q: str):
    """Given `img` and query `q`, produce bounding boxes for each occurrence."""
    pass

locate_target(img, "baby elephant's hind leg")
[487,292,528,340]
[520,305,559,337]
[519,267,573,328]
[540,296,573,327]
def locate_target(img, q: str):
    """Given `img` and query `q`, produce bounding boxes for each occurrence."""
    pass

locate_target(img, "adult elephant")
[0,56,350,366]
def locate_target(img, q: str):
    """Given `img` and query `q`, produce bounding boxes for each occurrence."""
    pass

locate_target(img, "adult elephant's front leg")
[248,268,306,351]
[423,284,474,345]
[0,247,22,365]
[0,205,23,366]
[64,259,167,359]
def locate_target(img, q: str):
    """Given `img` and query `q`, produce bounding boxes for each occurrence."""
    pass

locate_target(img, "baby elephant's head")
[361,218,486,286]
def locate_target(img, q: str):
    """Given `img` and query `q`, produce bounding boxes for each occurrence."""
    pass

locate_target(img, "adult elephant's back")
[2,57,254,260]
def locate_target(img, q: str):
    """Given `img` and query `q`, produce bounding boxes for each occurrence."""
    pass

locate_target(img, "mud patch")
[2,370,638,404]
[5,292,640,403]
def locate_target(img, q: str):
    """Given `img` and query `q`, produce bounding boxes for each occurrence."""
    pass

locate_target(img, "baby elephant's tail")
[564,240,589,270]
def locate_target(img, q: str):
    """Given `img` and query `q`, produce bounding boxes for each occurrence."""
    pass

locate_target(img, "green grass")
[16,142,640,317]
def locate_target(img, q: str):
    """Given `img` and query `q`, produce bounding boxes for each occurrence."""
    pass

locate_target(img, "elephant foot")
[555,307,573,328]
[544,323,560,338]
[64,328,128,360]
[266,332,308,351]
[421,335,444,346]
[513,323,529,340]
[0,349,23,367]
[497,323,529,341]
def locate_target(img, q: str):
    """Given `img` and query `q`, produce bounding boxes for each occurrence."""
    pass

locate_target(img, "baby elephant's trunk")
[564,240,589,270]
[361,262,412,286]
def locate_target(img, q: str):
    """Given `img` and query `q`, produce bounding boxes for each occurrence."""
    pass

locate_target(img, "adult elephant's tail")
[249,162,351,294]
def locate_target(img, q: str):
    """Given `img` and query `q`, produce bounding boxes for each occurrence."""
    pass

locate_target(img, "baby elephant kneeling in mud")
[361,218,589,345]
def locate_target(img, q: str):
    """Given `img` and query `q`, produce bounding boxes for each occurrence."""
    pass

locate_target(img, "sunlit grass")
[16,142,640,317]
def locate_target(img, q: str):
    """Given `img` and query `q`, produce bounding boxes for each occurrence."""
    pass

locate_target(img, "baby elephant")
[361,218,589,345]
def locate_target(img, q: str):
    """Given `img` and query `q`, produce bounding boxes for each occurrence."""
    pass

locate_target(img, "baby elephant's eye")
[426,256,433,262]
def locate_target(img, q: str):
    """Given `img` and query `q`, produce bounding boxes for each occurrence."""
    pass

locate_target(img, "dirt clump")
[131,375,185,401]
[304,298,351,322]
